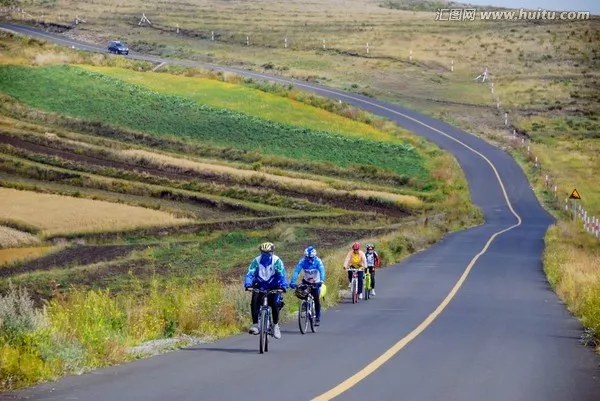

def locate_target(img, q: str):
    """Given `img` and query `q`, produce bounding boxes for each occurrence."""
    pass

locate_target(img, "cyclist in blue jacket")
[244,241,288,339]
[289,246,326,326]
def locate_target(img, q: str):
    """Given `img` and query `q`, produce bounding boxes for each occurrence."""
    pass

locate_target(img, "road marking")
[1,25,523,399]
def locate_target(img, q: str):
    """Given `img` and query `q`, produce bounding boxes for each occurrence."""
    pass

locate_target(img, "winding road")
[1,22,599,401]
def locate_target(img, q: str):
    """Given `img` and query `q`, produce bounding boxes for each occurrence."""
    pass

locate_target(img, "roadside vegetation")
[0,27,482,390]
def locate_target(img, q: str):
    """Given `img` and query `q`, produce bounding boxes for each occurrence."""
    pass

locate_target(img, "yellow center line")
[245,79,522,400]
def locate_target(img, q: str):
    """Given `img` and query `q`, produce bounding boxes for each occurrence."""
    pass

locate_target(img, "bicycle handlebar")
[249,288,284,294]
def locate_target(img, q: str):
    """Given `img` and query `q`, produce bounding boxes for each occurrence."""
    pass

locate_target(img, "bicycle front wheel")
[352,278,358,304]
[309,300,316,333]
[259,308,268,354]
[299,301,309,334]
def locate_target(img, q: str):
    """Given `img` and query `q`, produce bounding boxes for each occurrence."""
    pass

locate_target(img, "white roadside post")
[409,49,413,61]
[451,59,454,71]
[212,31,214,41]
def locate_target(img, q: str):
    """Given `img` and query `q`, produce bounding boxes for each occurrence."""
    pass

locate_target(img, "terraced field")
[0,42,480,298]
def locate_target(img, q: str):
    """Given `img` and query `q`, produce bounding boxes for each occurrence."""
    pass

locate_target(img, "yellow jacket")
[343,249,367,269]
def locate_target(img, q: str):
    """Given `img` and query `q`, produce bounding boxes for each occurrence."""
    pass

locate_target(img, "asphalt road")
[1,22,599,401]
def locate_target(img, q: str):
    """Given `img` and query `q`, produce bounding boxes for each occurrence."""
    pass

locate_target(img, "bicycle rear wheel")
[259,309,268,354]
[299,301,309,334]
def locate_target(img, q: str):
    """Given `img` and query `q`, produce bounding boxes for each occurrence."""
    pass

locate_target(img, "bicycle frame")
[346,268,362,304]
[253,288,281,354]
[297,283,317,334]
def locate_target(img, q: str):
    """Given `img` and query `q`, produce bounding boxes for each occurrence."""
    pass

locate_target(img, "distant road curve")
[1,21,599,401]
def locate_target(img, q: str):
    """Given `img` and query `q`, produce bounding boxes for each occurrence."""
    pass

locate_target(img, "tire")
[259,308,268,354]
[364,274,370,300]
[352,278,358,304]
[299,301,308,334]
[264,312,270,353]
[309,300,316,333]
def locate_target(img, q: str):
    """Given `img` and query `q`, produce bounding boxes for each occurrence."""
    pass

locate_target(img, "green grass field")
[0,64,427,180]
[82,66,408,143]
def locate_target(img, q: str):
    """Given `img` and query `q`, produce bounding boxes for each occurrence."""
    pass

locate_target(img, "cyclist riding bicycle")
[365,244,381,296]
[343,241,367,299]
[244,241,289,339]
[289,246,326,326]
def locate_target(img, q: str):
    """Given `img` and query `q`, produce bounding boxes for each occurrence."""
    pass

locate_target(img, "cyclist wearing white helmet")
[365,243,381,296]
[244,241,289,339]
[290,246,326,326]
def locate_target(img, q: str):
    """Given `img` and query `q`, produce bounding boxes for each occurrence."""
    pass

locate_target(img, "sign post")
[569,188,581,222]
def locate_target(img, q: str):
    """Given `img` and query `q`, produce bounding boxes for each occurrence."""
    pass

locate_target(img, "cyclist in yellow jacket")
[343,241,367,299]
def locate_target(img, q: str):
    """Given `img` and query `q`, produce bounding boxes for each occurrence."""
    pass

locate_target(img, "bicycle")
[363,268,372,300]
[295,283,318,334]
[346,267,361,304]
[252,288,283,354]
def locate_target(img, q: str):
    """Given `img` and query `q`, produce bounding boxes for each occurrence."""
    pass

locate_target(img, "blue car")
[107,40,129,55]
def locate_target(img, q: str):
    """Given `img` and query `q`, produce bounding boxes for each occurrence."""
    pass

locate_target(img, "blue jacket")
[244,253,288,290]
[291,256,326,284]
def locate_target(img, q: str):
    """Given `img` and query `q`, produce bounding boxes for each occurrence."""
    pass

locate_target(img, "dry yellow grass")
[121,148,331,188]
[0,226,41,248]
[350,190,422,207]
[0,246,55,266]
[0,187,192,236]
[544,222,600,351]
[119,149,422,206]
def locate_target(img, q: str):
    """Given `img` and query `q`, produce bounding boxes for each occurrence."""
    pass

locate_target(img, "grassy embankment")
[13,0,596,349]
[0,31,482,390]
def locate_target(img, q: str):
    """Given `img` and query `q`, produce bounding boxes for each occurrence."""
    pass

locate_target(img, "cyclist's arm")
[274,258,289,289]
[290,260,304,284]
[343,251,352,269]
[360,252,368,269]
[317,258,326,282]
[244,259,258,288]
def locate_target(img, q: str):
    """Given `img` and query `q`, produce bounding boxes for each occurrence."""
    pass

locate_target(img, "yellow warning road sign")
[569,189,581,200]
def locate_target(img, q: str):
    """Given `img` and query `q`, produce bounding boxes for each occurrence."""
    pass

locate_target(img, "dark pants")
[302,280,321,320]
[348,270,364,295]
[251,291,281,325]
[367,266,375,289]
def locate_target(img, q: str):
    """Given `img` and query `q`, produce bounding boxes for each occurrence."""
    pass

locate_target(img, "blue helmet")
[304,246,317,258]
